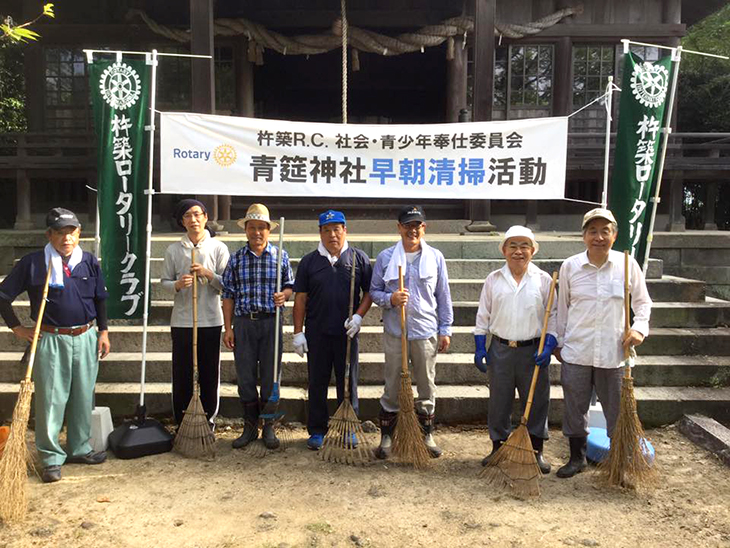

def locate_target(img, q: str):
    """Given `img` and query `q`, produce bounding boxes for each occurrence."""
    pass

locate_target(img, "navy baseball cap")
[46,207,80,230]
[398,205,425,225]
[319,209,346,227]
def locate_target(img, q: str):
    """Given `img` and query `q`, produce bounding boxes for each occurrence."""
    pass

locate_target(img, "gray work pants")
[380,333,437,415]
[561,361,623,438]
[487,338,549,442]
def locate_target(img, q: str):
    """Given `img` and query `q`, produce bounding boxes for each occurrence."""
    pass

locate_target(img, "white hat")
[236,203,278,230]
[499,225,539,254]
[582,208,617,229]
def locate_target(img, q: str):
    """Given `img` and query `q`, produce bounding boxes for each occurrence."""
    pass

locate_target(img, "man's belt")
[494,336,540,348]
[40,322,93,336]
[240,311,275,321]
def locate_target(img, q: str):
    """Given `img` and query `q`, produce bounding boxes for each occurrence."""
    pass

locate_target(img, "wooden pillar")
[704,177,719,231]
[190,0,222,225]
[446,35,468,123]
[664,0,683,231]
[466,0,496,231]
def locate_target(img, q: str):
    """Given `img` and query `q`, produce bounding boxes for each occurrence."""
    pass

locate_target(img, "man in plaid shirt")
[223,204,294,450]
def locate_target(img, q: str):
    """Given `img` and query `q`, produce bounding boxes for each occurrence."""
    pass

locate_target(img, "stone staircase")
[1,232,730,427]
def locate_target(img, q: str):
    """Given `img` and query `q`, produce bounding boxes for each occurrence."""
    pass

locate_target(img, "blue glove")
[474,335,488,373]
[534,334,558,369]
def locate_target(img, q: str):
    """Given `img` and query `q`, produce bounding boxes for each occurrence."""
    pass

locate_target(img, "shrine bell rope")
[128,6,583,68]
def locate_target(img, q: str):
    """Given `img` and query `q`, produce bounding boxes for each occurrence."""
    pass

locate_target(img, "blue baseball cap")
[319,209,346,227]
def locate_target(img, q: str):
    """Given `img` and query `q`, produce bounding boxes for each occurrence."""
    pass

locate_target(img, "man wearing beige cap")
[554,208,652,478]
[474,225,556,473]
[222,204,294,450]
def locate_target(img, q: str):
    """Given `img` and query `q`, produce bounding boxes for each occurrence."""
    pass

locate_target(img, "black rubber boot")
[556,436,587,478]
[261,420,280,450]
[417,412,442,458]
[232,401,259,449]
[481,439,504,466]
[530,435,551,475]
[374,409,397,460]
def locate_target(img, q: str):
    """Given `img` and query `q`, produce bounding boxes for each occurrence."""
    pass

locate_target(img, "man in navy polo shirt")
[292,210,373,450]
[0,208,110,483]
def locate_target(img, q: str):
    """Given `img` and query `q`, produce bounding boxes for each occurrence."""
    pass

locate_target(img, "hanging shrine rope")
[127,5,583,67]
[341,0,348,124]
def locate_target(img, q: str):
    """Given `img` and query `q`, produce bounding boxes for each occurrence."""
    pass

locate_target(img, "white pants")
[380,333,438,415]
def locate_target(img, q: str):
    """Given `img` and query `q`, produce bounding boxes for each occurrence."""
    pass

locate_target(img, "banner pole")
[601,75,614,209]
[642,46,682,273]
[139,49,159,407]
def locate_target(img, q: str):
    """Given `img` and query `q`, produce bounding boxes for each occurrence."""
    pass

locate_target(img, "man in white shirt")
[474,226,557,474]
[555,208,652,478]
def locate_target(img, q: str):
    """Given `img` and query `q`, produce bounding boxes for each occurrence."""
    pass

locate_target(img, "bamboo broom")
[0,259,53,523]
[173,248,216,459]
[321,254,373,465]
[479,271,558,498]
[597,251,657,490]
[391,266,431,469]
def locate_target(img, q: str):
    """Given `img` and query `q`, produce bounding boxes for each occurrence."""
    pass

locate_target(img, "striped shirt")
[222,243,294,315]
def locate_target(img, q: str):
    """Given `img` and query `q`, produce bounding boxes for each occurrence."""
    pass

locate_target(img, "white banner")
[160,113,567,200]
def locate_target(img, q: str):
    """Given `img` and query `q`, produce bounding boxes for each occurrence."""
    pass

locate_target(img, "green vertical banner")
[609,52,674,266]
[89,58,150,318]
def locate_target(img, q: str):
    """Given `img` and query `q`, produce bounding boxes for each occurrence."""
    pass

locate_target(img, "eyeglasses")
[183,211,206,220]
[506,243,533,252]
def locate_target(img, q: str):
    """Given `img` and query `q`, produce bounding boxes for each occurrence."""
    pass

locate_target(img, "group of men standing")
[0,202,651,483]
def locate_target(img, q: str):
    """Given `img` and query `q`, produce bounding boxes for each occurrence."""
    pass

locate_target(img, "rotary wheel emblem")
[99,62,141,110]
[630,62,669,108]
[214,144,237,167]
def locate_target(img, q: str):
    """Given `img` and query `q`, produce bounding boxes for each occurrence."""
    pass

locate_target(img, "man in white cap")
[554,208,652,478]
[222,204,294,450]
[474,225,557,473]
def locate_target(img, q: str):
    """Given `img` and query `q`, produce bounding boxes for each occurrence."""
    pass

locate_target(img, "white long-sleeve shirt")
[161,232,230,328]
[556,249,652,369]
[474,262,557,341]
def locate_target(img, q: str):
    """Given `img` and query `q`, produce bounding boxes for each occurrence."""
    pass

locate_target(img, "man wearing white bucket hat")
[222,204,294,450]
[474,225,557,473]
[554,208,652,478]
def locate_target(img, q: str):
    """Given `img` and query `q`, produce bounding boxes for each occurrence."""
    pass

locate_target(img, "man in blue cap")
[292,210,373,450]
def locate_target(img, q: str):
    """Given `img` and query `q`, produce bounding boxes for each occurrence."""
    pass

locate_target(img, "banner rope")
[567,83,621,118]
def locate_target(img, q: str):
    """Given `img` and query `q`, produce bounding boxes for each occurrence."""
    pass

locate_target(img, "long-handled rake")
[479,271,558,498]
[597,251,657,490]
[173,248,216,459]
[321,253,373,465]
[249,217,291,456]
[0,259,52,523]
[391,266,431,470]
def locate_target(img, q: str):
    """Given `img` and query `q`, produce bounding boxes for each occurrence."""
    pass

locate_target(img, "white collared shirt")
[474,262,557,341]
[317,240,349,266]
[556,249,652,369]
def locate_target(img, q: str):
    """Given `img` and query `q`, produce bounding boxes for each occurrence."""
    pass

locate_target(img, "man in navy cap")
[0,208,110,483]
[292,210,373,450]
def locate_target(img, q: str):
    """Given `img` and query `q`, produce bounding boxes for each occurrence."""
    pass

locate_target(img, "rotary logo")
[213,144,237,167]
[98,62,142,110]
[630,62,669,108]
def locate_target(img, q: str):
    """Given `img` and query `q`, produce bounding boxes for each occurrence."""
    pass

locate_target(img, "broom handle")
[24,259,53,381]
[624,250,632,379]
[522,271,558,423]
[398,266,408,375]
[273,217,284,385]
[192,247,199,387]
[343,253,357,400]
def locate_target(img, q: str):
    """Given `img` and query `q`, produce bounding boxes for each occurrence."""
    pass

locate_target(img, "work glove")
[534,334,558,369]
[474,334,488,373]
[344,314,363,339]
[293,332,308,357]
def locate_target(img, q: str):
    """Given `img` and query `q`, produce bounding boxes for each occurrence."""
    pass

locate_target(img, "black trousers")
[306,331,359,435]
[171,326,222,426]
[233,315,282,406]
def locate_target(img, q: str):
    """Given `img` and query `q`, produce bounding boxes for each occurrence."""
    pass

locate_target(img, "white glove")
[293,332,308,357]
[344,314,363,339]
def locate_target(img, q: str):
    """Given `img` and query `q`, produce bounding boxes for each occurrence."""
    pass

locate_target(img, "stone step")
[3,326,729,356]
[10,297,730,328]
[1,382,728,428]
[1,352,726,388]
[141,256,665,279]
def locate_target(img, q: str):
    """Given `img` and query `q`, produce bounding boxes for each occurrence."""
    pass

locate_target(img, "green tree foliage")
[0,43,25,132]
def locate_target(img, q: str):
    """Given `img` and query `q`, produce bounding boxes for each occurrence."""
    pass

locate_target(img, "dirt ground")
[1,423,729,548]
